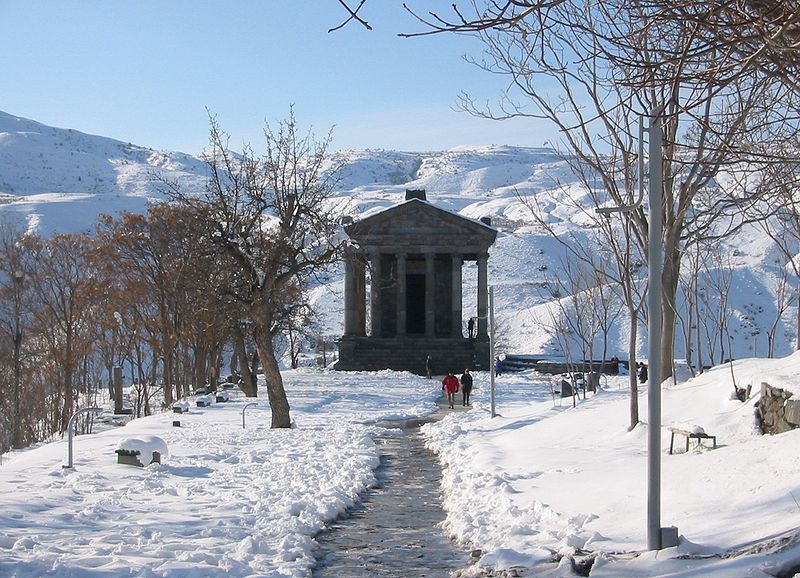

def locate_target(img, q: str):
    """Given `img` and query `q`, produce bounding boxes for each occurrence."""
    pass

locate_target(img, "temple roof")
[345,199,497,254]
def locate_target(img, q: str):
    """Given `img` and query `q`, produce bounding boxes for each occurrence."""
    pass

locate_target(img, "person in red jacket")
[442,372,460,409]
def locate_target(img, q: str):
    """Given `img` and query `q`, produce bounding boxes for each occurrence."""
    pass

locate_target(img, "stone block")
[785,400,800,426]
[115,449,161,467]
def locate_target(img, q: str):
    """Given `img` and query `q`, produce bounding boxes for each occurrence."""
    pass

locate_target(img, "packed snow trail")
[313,416,470,578]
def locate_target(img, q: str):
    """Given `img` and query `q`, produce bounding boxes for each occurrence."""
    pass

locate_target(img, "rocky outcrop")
[759,383,800,434]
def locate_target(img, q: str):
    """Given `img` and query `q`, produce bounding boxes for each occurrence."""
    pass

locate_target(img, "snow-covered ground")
[426,357,800,577]
[0,370,439,578]
[2,359,800,577]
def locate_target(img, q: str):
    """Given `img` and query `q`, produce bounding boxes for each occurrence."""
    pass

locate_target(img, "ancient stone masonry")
[335,191,498,375]
[758,382,800,435]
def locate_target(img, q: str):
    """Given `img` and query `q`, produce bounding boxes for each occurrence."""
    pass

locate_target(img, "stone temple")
[335,190,498,375]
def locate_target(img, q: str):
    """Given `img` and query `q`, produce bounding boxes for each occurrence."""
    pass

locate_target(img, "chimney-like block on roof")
[405,189,426,201]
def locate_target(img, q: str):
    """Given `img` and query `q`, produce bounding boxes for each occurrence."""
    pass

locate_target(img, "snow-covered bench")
[215,390,231,403]
[668,424,716,454]
[196,394,214,407]
[115,436,168,467]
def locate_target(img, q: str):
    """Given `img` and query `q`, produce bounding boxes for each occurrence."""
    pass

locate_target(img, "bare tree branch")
[329,0,372,32]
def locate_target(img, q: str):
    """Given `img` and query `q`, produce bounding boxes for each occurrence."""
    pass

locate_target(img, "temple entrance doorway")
[406,273,426,335]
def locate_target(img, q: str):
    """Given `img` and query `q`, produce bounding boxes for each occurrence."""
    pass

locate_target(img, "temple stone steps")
[335,336,489,375]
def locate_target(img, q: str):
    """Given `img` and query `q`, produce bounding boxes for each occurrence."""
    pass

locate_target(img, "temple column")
[396,253,407,337]
[369,252,382,337]
[451,253,463,338]
[477,253,489,337]
[354,255,367,336]
[425,253,436,338]
[343,252,355,335]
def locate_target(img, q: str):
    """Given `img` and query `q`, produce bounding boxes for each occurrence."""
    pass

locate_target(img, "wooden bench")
[668,426,716,454]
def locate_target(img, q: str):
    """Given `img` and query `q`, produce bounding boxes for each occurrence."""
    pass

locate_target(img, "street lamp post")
[596,108,676,550]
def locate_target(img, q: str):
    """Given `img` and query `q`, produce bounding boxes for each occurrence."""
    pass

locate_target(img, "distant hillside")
[0,110,793,365]
[0,110,208,235]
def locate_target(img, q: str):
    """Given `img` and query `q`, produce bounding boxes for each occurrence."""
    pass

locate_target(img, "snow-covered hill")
[0,110,208,236]
[0,110,794,364]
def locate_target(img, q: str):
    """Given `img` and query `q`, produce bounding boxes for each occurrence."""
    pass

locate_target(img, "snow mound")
[115,435,169,458]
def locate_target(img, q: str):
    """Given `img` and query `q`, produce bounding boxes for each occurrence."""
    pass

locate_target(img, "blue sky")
[0,1,555,154]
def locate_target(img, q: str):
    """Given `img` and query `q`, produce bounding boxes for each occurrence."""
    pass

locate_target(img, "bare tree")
[451,1,797,379]
[25,233,98,432]
[758,162,800,351]
[167,109,345,428]
[765,262,791,358]
[700,247,736,366]
[0,224,36,449]
[96,205,201,406]
[677,242,703,376]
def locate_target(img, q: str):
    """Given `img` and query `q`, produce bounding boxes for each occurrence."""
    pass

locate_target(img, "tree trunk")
[660,237,682,381]
[162,350,174,406]
[628,307,640,431]
[233,324,257,397]
[252,327,291,428]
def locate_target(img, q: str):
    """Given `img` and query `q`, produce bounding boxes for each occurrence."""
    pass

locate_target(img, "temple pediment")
[346,199,497,251]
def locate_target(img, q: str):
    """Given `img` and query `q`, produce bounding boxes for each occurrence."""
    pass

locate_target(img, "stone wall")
[759,382,800,435]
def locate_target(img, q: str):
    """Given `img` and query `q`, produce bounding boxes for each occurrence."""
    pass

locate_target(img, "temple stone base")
[335,336,490,376]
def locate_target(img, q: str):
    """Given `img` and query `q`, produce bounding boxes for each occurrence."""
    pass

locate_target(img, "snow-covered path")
[315,416,468,577]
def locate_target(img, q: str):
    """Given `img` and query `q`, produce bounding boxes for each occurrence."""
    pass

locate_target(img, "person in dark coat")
[495,356,503,377]
[460,368,473,406]
[638,363,648,384]
[442,372,460,409]
[467,317,475,339]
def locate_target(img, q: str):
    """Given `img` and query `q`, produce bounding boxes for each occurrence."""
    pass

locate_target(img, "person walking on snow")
[442,372,460,409]
[460,368,473,406]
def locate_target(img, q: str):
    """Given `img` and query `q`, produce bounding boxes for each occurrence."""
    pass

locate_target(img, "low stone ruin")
[758,383,800,435]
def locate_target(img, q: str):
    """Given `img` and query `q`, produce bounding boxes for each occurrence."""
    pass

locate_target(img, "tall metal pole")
[489,286,496,418]
[647,108,664,551]
[596,110,672,550]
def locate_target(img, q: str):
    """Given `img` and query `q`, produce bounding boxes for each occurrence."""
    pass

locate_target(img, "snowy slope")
[0,110,795,364]
[0,110,208,235]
